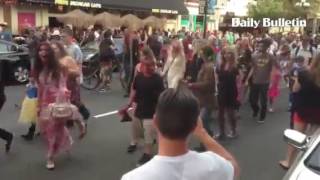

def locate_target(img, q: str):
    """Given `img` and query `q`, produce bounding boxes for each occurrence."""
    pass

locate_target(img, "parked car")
[283,128,320,180]
[0,40,30,84]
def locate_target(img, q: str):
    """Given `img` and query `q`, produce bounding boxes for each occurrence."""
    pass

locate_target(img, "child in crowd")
[268,68,282,112]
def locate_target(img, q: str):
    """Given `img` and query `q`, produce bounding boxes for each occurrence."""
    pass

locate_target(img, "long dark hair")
[51,40,68,60]
[33,42,61,83]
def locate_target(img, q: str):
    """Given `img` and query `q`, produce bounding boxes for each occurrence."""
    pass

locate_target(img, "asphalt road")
[0,81,288,180]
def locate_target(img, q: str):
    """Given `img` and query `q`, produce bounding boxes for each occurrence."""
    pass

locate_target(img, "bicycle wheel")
[81,71,101,90]
[83,54,100,78]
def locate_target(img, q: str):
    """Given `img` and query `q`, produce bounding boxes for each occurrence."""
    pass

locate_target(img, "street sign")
[199,0,206,14]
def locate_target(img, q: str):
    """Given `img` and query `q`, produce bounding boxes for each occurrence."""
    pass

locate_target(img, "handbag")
[50,89,74,120]
[19,97,38,124]
[51,102,73,119]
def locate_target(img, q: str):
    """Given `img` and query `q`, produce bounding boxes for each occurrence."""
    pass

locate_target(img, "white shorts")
[142,120,156,144]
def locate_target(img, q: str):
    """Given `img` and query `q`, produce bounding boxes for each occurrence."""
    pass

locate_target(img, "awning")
[98,0,188,14]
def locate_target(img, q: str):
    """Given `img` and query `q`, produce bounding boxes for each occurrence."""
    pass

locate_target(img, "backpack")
[294,46,314,65]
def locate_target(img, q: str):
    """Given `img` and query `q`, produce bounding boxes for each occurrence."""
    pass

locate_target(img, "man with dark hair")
[246,39,280,123]
[122,87,239,180]
[123,50,164,165]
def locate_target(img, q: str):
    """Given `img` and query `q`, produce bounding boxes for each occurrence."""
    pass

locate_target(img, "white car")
[283,128,320,180]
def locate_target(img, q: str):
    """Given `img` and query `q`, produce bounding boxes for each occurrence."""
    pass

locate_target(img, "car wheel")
[13,65,29,83]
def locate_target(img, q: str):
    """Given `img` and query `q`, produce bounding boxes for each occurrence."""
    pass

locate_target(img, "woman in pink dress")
[34,42,86,170]
[268,68,282,112]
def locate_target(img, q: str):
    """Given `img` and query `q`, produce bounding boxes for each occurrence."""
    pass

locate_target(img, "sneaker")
[137,153,152,166]
[5,133,13,153]
[257,119,265,124]
[214,133,226,141]
[127,144,137,153]
[227,132,238,139]
[269,108,274,113]
[99,89,106,93]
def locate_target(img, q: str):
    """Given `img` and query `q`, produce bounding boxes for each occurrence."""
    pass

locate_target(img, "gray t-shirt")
[251,52,277,84]
[67,43,83,64]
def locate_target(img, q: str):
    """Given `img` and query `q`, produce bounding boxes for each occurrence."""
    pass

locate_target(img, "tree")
[248,0,286,20]
[248,0,320,19]
[283,0,320,18]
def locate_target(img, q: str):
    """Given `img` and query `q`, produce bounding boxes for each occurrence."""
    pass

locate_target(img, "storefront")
[1,0,188,33]
[0,0,53,34]
[50,0,188,29]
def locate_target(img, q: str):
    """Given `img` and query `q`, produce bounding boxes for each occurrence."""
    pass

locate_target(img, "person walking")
[98,30,116,92]
[121,87,239,180]
[268,67,282,112]
[122,47,164,166]
[291,34,316,67]
[51,41,89,125]
[237,39,252,104]
[62,28,83,83]
[216,47,240,139]
[245,39,280,123]
[188,46,216,139]
[0,58,13,153]
[33,42,86,170]
[0,22,12,42]
[280,53,320,169]
[162,40,186,89]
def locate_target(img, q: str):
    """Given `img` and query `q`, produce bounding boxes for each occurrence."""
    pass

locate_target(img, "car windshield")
[305,142,320,174]
[0,42,16,53]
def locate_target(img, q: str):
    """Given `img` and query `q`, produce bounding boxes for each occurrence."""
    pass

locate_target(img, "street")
[0,80,288,180]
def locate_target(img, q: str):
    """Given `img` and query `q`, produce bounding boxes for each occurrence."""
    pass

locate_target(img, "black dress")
[217,68,239,109]
[292,70,320,125]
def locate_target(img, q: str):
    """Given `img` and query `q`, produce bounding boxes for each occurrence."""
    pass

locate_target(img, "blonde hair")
[221,46,238,69]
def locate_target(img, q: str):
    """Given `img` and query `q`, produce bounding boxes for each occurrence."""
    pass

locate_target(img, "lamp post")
[203,0,208,38]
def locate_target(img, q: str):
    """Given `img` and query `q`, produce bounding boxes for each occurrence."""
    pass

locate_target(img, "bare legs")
[218,106,238,138]
[279,121,307,169]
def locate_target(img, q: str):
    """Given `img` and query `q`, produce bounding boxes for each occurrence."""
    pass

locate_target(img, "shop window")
[196,16,204,22]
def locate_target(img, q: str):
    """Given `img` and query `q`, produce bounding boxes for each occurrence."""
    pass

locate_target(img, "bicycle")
[81,53,127,91]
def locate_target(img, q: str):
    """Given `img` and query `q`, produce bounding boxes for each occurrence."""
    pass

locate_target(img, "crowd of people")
[1,20,320,179]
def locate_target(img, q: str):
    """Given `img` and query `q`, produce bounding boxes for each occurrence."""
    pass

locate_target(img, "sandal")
[127,144,137,153]
[279,161,289,170]
[46,161,55,170]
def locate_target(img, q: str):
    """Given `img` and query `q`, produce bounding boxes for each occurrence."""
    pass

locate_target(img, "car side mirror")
[284,129,308,151]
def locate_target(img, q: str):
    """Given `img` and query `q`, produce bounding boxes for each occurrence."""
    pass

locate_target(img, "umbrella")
[94,12,123,28]
[143,16,162,28]
[121,14,144,31]
[55,9,94,28]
